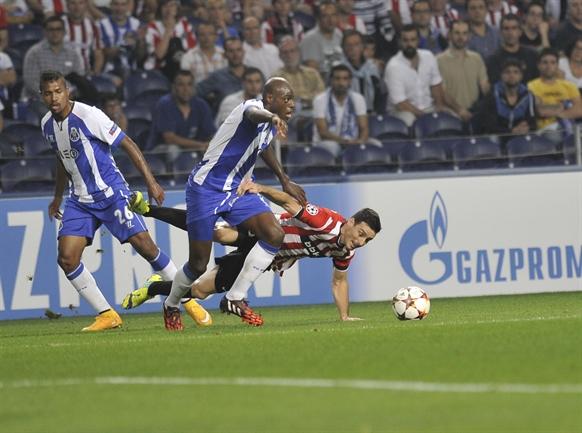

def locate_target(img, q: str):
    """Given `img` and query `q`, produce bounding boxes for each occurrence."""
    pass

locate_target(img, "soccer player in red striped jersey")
[123,180,381,323]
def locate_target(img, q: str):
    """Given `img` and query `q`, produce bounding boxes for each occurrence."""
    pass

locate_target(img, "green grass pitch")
[0,292,581,433]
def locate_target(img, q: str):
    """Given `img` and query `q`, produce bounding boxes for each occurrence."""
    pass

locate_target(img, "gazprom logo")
[399,192,582,285]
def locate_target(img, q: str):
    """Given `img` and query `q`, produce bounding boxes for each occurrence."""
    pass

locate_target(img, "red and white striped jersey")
[62,16,102,72]
[43,0,67,16]
[144,18,196,70]
[486,1,518,28]
[430,7,459,37]
[270,203,354,273]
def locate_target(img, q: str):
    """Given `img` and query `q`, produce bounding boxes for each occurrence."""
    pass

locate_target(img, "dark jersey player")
[122,180,381,323]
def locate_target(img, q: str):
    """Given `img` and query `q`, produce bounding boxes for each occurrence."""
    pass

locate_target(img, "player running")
[122,180,381,323]
[163,77,305,331]
[40,70,205,331]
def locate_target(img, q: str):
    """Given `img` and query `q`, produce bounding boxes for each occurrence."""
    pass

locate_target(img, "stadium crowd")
[0,0,580,189]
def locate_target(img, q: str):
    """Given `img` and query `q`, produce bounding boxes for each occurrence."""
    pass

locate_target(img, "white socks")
[157,261,177,281]
[226,240,278,301]
[165,264,197,308]
[66,263,110,313]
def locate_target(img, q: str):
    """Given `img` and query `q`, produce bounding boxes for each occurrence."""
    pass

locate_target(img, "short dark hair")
[196,20,216,35]
[449,19,470,32]
[400,23,419,37]
[538,47,559,62]
[315,0,336,19]
[352,208,381,233]
[330,63,352,79]
[43,15,64,29]
[243,66,265,82]
[341,29,363,48]
[224,36,242,49]
[525,0,545,16]
[174,69,193,82]
[501,58,523,72]
[39,70,65,91]
[500,13,520,28]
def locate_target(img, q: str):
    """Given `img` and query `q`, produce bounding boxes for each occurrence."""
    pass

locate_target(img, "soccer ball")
[392,286,430,320]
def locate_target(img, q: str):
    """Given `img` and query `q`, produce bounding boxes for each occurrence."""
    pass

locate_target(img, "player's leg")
[129,191,188,231]
[127,231,177,281]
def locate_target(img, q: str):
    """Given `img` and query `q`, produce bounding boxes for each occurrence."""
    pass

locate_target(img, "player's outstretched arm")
[260,146,306,205]
[238,179,302,215]
[244,106,287,138]
[332,268,363,321]
[120,136,165,205]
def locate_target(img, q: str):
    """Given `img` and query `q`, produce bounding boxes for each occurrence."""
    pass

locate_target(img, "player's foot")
[81,309,123,332]
[182,299,213,327]
[129,191,150,215]
[121,274,162,309]
[163,302,184,331]
[219,296,263,326]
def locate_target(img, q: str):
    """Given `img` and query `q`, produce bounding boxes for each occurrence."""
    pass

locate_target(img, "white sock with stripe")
[66,263,110,313]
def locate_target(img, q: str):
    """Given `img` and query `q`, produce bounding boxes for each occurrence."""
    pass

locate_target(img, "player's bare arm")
[332,268,362,321]
[260,146,307,205]
[244,106,288,138]
[120,136,165,205]
[48,158,67,221]
[237,179,302,216]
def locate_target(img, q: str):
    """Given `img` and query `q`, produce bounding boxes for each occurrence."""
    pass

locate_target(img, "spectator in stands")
[197,36,245,113]
[23,16,84,100]
[352,0,396,60]
[260,0,304,45]
[101,92,128,131]
[554,0,582,54]
[466,0,500,60]
[0,41,16,108]
[520,1,550,50]
[275,36,324,112]
[100,0,143,79]
[147,70,215,155]
[437,19,489,121]
[486,14,539,84]
[337,0,367,34]
[341,29,386,113]
[63,0,104,75]
[528,48,582,131]
[430,0,459,38]
[559,36,582,91]
[206,0,239,48]
[242,16,283,79]
[300,1,344,77]
[181,21,227,86]
[313,63,369,156]
[485,0,518,29]
[412,0,448,55]
[384,24,446,126]
[144,0,196,79]
[472,59,537,134]
[215,67,264,127]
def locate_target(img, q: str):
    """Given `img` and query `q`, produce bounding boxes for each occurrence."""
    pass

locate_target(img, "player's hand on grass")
[148,182,165,206]
[271,114,287,139]
[282,180,307,206]
[48,198,62,221]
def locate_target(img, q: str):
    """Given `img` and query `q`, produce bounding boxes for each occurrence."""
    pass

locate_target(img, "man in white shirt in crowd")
[242,16,283,79]
[215,67,265,127]
[312,63,369,156]
[181,21,227,86]
[384,24,446,126]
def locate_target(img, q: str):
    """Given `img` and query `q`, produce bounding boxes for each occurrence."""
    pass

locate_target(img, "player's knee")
[188,259,207,276]
[57,254,80,274]
[266,224,285,247]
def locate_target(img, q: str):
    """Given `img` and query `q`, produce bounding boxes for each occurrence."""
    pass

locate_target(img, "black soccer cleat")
[219,296,264,326]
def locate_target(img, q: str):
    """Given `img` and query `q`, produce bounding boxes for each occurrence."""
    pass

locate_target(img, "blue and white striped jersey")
[41,101,127,203]
[191,98,276,192]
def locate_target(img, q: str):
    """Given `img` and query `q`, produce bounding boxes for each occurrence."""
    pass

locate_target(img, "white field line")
[0,376,581,395]
[1,313,580,350]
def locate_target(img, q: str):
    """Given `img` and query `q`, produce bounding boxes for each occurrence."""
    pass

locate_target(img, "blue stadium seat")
[127,119,150,141]
[342,144,394,175]
[0,133,24,160]
[398,143,453,172]
[114,153,172,187]
[413,112,463,138]
[296,117,314,143]
[0,158,54,192]
[89,74,117,94]
[3,123,44,144]
[124,70,170,100]
[453,137,504,169]
[285,145,339,178]
[172,151,200,185]
[23,134,52,157]
[125,104,153,122]
[8,24,43,51]
[131,89,168,108]
[369,114,409,140]
[506,135,564,167]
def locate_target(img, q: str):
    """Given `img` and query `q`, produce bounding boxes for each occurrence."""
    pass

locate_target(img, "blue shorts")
[58,188,148,245]
[185,180,271,241]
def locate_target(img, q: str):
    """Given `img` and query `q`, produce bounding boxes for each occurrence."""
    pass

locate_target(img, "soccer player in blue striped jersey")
[40,70,181,332]
[163,77,306,330]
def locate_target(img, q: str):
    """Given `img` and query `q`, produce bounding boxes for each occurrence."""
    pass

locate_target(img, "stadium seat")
[369,114,409,140]
[0,158,54,192]
[453,137,504,169]
[172,151,200,185]
[413,112,463,138]
[115,154,172,187]
[285,145,339,178]
[342,144,394,175]
[127,119,150,140]
[131,89,168,108]
[8,24,43,51]
[22,134,52,157]
[296,117,314,143]
[0,133,24,160]
[561,134,579,165]
[506,135,564,167]
[3,123,44,145]
[88,74,117,94]
[124,70,170,101]
[125,104,153,122]
[398,143,453,172]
